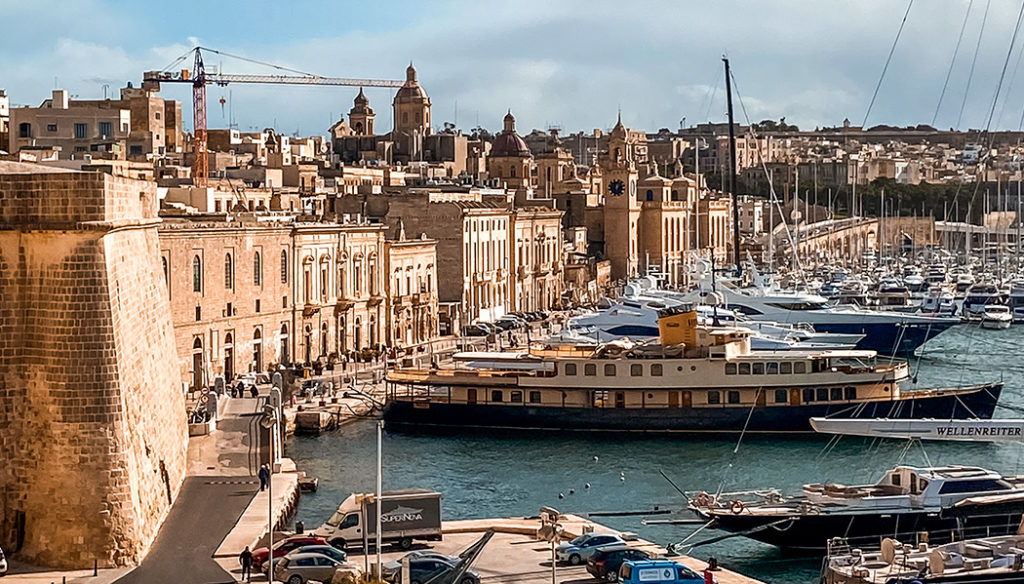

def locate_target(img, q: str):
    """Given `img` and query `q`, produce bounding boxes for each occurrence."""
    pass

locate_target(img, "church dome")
[394,63,429,103]
[491,111,531,158]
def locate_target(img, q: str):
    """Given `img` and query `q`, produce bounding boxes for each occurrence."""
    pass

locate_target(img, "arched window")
[320,322,328,356]
[645,189,653,201]
[254,252,262,286]
[224,253,234,289]
[320,257,330,301]
[253,328,263,372]
[510,166,517,178]
[192,255,202,292]
[280,250,288,283]
[369,256,378,295]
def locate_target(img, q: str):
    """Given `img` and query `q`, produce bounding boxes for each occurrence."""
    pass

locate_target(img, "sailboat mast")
[723,57,741,273]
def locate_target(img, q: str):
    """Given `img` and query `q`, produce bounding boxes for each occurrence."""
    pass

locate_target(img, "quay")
[367,515,767,584]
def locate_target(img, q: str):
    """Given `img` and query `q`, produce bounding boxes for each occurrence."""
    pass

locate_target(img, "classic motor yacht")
[689,465,1024,552]
[963,283,1004,318]
[384,308,1002,434]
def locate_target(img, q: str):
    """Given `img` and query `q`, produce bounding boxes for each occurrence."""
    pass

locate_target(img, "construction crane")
[143,46,404,187]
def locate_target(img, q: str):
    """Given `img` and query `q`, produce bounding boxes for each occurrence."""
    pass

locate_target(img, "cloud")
[6,0,1024,136]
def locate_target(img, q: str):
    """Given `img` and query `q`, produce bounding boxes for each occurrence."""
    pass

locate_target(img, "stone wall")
[0,162,187,568]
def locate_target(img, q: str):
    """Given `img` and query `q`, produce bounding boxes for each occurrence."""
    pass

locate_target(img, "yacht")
[981,305,1013,330]
[384,308,1002,434]
[963,284,1003,318]
[1006,279,1024,322]
[919,285,957,317]
[690,465,1024,551]
[685,280,959,356]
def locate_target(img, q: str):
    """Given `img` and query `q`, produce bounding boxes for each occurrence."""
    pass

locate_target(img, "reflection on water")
[287,325,1024,584]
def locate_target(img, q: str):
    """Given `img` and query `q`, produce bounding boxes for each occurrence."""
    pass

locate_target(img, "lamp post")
[260,404,280,582]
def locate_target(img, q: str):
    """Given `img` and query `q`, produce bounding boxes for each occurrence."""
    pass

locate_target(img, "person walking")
[238,545,254,582]
[258,464,269,491]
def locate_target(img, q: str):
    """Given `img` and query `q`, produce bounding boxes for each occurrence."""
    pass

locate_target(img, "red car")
[252,535,328,570]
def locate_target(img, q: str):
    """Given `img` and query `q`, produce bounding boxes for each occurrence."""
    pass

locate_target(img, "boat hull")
[700,507,1024,552]
[383,384,1002,434]
[811,320,957,355]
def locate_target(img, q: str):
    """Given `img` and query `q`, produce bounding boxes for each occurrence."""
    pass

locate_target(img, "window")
[830,387,844,401]
[564,363,577,376]
[155,111,161,120]
[194,306,201,321]
[780,362,792,374]
[817,387,829,402]
[645,189,654,201]
[803,388,815,403]
[604,363,616,376]
[280,250,288,283]
[707,391,721,405]
[529,391,541,404]
[99,121,112,136]
[844,386,857,400]
[584,363,596,376]
[74,123,87,139]
[725,363,737,375]
[129,145,143,156]
[752,362,765,375]
[254,252,262,286]
[47,123,57,132]
[490,390,502,403]
[651,363,663,376]
[938,479,1010,494]
[510,391,523,403]
[738,363,751,375]
[774,389,788,403]
[727,390,740,404]
[255,299,261,313]
[18,122,31,138]
[224,253,234,289]
[161,256,169,289]
[766,362,779,375]
[794,362,806,374]
[192,255,202,292]
[630,364,643,377]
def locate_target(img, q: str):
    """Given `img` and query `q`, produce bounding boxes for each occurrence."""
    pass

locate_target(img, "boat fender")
[730,500,745,514]
[694,492,713,507]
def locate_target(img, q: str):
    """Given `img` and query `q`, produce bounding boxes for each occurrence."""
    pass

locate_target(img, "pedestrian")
[258,464,269,491]
[238,545,254,582]
[703,557,718,584]
[249,384,258,398]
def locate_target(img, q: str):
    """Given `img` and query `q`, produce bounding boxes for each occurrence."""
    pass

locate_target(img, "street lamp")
[260,403,280,582]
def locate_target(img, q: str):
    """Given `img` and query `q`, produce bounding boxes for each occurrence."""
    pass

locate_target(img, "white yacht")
[981,305,1013,330]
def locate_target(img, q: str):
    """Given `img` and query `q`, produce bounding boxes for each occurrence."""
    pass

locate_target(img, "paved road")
[115,476,257,584]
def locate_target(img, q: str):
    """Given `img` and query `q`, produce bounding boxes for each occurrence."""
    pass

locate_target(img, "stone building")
[488,111,532,189]
[334,191,514,325]
[513,207,564,311]
[0,162,187,569]
[602,114,642,280]
[158,219,292,387]
[385,225,438,349]
[700,195,733,265]
[637,167,692,286]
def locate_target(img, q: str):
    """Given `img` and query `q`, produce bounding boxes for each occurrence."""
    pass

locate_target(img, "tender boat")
[981,305,1013,330]
[383,308,1002,434]
[823,531,1024,583]
[689,465,1024,551]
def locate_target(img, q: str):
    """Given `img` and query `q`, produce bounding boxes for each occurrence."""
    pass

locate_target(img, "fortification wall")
[0,163,187,568]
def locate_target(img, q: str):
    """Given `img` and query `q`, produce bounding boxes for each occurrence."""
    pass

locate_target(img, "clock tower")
[602,111,640,280]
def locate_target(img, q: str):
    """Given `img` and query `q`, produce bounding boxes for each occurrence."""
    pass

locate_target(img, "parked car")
[252,535,329,570]
[618,560,703,584]
[382,555,480,584]
[460,324,489,337]
[285,544,348,564]
[0,544,7,576]
[273,552,347,584]
[586,544,651,581]
[555,533,624,565]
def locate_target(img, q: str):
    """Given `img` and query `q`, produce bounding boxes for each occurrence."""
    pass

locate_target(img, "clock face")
[609,179,625,196]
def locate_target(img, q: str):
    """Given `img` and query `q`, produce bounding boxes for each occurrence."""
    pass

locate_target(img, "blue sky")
[4,0,1024,137]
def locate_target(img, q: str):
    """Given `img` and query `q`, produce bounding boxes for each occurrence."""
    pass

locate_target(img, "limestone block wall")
[0,163,187,569]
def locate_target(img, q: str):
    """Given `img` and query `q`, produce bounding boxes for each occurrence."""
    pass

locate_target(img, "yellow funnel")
[658,309,698,347]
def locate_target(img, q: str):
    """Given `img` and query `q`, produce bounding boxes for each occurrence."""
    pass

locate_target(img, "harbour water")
[288,324,1024,584]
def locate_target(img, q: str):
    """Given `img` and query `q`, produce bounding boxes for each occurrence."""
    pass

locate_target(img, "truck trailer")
[315,489,443,550]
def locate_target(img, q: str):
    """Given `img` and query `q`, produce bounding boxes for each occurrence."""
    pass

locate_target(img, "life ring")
[694,492,713,507]
[730,500,745,514]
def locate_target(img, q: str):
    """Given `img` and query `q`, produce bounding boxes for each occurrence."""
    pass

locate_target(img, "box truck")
[315,489,442,550]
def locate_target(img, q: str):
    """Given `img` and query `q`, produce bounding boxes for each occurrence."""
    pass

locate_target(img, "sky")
[5,0,1024,137]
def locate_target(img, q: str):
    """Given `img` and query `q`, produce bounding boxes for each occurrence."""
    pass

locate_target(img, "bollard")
[94,559,98,576]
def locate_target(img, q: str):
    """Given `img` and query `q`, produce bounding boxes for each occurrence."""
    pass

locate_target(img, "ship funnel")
[657,305,698,347]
